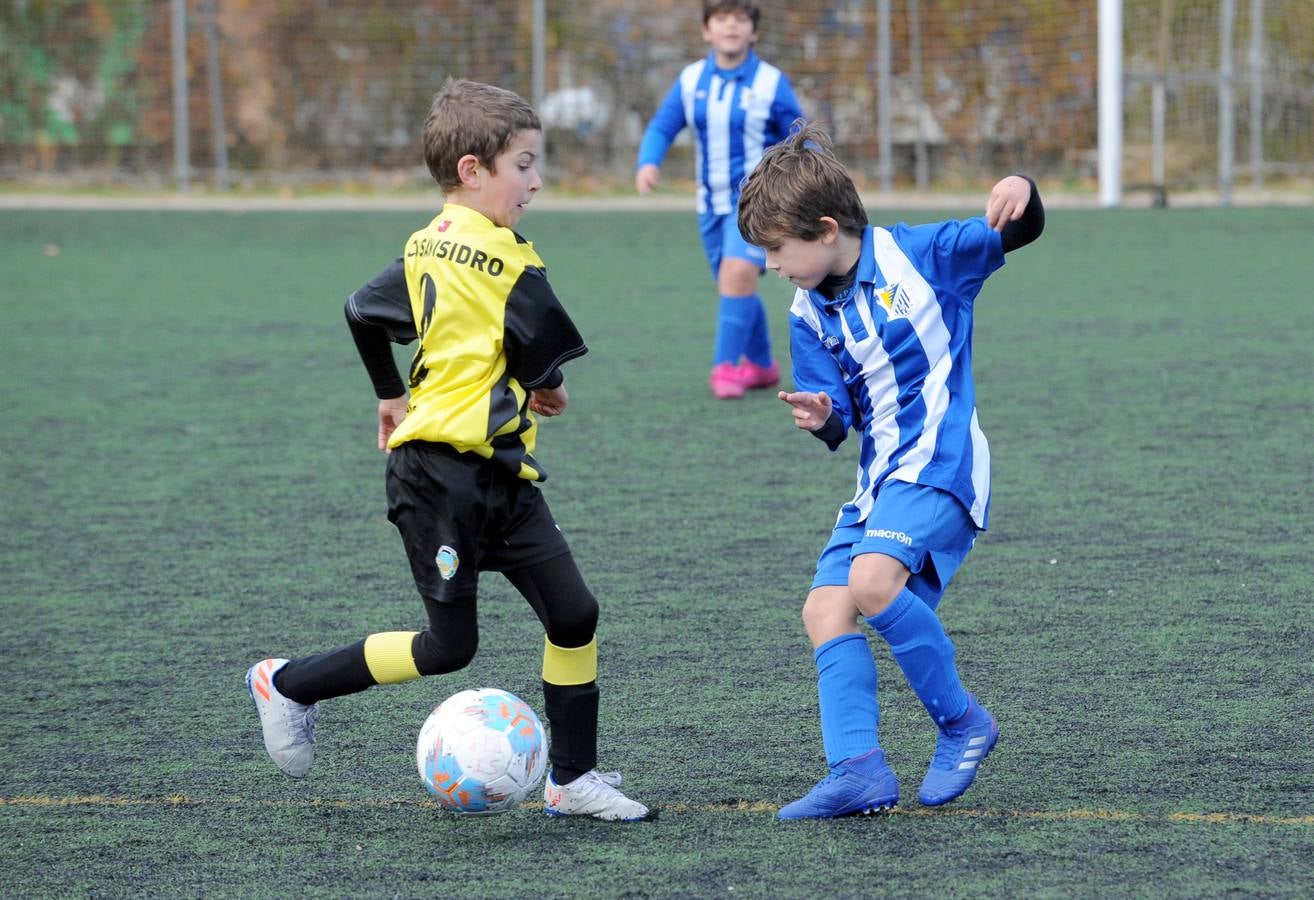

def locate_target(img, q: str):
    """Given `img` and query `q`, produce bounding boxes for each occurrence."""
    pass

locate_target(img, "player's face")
[762,233,842,290]
[702,10,757,67]
[482,129,543,228]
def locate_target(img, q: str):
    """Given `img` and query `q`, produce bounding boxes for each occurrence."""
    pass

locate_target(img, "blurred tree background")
[1,0,1309,193]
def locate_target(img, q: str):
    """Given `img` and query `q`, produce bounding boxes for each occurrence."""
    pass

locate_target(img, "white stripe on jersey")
[872,228,954,486]
[678,58,786,215]
[677,64,704,209]
[967,409,991,525]
[739,64,782,180]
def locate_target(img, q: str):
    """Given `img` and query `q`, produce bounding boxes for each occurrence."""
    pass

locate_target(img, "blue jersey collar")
[706,48,760,83]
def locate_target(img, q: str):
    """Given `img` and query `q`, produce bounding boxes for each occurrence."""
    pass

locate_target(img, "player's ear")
[456,154,481,188]
[818,217,841,243]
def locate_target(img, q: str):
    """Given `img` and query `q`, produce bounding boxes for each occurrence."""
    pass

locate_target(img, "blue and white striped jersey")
[637,49,803,216]
[790,220,1006,530]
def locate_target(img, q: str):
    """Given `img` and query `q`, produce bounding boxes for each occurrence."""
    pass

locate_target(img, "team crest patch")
[876,282,913,317]
[435,545,460,581]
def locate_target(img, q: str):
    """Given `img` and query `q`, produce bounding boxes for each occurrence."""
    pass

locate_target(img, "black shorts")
[386,441,571,604]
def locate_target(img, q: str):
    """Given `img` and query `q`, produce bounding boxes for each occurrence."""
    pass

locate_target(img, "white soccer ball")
[416,688,548,814]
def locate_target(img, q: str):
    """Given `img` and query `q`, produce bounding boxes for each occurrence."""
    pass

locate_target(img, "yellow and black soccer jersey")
[344,203,587,481]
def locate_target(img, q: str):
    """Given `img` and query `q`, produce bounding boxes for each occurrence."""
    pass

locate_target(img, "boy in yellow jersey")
[245,78,651,821]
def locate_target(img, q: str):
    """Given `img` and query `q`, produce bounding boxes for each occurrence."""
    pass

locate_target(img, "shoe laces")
[816,763,853,788]
[575,770,623,799]
[931,722,973,768]
[284,701,318,742]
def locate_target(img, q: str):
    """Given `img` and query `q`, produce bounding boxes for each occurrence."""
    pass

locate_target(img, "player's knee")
[849,554,910,617]
[800,594,828,634]
[850,580,903,617]
[717,258,760,295]
[545,589,598,649]
[801,587,856,645]
[412,627,478,675]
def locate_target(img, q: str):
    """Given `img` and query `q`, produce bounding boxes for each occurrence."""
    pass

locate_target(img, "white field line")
[2,794,1311,826]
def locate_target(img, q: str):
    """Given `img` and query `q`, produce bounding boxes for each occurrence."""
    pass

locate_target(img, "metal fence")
[2,0,1311,197]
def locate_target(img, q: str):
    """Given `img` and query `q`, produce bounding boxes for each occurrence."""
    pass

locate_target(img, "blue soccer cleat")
[918,692,998,806]
[777,748,899,820]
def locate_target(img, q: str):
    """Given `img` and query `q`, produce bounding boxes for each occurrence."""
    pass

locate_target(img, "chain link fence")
[2,0,1311,196]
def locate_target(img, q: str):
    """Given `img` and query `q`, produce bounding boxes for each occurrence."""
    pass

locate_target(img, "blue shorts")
[812,480,978,609]
[698,209,766,279]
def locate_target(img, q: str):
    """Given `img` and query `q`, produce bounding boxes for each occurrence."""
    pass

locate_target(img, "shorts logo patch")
[865,528,913,546]
[435,545,460,581]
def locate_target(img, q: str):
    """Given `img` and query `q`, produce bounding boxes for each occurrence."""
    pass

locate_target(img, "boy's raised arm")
[986,175,1045,252]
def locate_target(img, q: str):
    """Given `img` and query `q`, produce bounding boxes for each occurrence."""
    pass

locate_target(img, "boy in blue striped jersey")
[737,123,1044,819]
[635,1,804,399]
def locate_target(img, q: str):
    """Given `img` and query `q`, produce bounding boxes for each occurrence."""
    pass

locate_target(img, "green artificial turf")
[1,206,1311,897]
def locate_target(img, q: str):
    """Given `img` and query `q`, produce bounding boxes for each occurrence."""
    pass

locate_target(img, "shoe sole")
[778,783,900,820]
[850,800,897,817]
[544,808,657,822]
[778,799,898,821]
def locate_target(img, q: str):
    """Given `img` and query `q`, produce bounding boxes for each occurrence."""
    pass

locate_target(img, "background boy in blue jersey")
[635,1,804,399]
[737,123,1045,819]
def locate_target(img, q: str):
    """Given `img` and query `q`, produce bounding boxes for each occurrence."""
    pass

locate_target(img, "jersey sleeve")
[344,257,417,343]
[789,311,853,450]
[889,218,1005,307]
[503,266,588,389]
[636,80,688,169]
[345,258,415,399]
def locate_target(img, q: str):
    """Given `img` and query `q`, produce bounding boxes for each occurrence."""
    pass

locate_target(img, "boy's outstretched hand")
[779,390,833,432]
[986,175,1032,230]
[530,385,568,417]
[634,163,661,195]
[377,395,408,452]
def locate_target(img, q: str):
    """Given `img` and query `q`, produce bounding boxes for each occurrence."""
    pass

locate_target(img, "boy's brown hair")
[703,1,760,29]
[422,78,541,192]
[737,121,868,247]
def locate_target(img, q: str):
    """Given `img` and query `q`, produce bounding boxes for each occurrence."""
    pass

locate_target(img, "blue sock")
[814,633,880,767]
[713,294,756,366]
[742,295,773,367]
[867,589,970,725]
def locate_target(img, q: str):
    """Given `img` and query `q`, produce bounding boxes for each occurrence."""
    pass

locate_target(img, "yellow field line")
[2,795,1311,826]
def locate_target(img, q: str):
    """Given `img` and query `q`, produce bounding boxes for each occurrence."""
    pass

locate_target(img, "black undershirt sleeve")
[344,258,414,399]
[346,312,407,399]
[811,412,846,449]
[1000,175,1045,253]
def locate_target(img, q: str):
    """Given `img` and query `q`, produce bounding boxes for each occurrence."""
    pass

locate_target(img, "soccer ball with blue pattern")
[416,688,548,814]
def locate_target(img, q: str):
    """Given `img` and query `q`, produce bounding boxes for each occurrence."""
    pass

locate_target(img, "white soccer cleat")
[543,769,652,821]
[246,657,319,777]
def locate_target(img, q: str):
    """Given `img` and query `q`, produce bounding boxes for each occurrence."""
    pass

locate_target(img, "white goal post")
[1100,0,1124,207]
